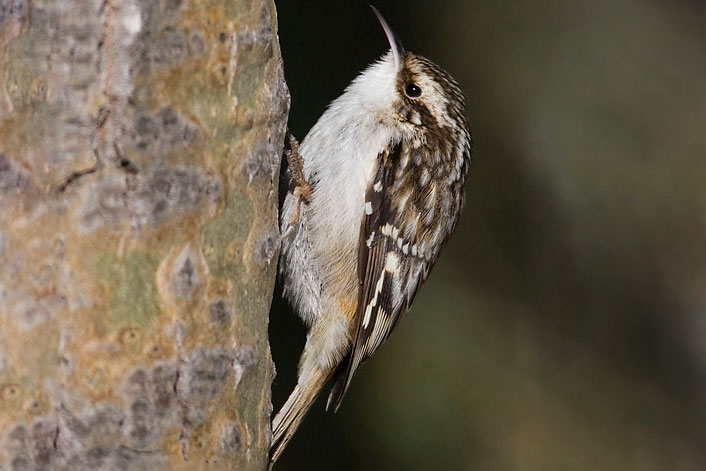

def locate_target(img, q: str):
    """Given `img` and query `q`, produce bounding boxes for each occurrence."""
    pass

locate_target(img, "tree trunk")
[0,0,288,469]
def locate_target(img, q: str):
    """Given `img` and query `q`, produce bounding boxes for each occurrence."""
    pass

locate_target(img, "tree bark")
[0,0,288,469]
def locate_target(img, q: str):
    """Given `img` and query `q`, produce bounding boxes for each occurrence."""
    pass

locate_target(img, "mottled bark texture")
[0,0,288,469]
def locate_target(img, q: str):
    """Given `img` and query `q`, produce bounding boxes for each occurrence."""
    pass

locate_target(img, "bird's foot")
[281,132,313,242]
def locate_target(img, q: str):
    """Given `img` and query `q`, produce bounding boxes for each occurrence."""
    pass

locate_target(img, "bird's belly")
[305,153,376,316]
[297,110,393,322]
[307,179,364,304]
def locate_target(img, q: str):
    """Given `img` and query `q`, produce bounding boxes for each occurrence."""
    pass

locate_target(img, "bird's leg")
[281,132,313,240]
[286,132,313,205]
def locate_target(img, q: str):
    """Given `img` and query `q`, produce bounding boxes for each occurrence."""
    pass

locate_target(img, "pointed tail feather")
[325,358,356,413]
[270,368,330,467]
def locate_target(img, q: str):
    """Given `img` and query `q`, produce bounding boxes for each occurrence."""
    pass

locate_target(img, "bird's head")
[346,7,469,151]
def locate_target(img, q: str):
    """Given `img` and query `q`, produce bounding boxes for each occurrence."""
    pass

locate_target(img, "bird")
[271,6,472,465]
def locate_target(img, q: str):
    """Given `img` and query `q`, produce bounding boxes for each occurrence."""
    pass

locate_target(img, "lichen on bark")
[0,0,288,469]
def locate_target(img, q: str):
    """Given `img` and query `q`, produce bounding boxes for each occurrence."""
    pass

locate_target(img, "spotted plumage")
[271,7,471,466]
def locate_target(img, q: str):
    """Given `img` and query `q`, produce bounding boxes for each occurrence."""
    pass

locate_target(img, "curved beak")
[371,6,406,69]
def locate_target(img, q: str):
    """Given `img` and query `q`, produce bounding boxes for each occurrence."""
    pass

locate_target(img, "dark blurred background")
[269,1,706,470]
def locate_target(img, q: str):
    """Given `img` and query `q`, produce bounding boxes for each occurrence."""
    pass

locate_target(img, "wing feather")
[327,143,432,411]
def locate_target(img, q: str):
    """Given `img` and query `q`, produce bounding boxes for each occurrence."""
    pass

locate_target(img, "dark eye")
[404,83,422,98]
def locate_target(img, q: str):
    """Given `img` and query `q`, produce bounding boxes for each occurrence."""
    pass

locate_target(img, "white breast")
[302,104,395,295]
[280,52,400,324]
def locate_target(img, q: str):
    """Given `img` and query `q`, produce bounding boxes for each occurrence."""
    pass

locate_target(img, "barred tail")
[270,367,330,467]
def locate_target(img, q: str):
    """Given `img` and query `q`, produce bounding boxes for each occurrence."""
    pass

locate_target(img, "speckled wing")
[326,142,435,412]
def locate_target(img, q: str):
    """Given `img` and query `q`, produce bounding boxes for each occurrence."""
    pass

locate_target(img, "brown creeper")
[272,7,472,464]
